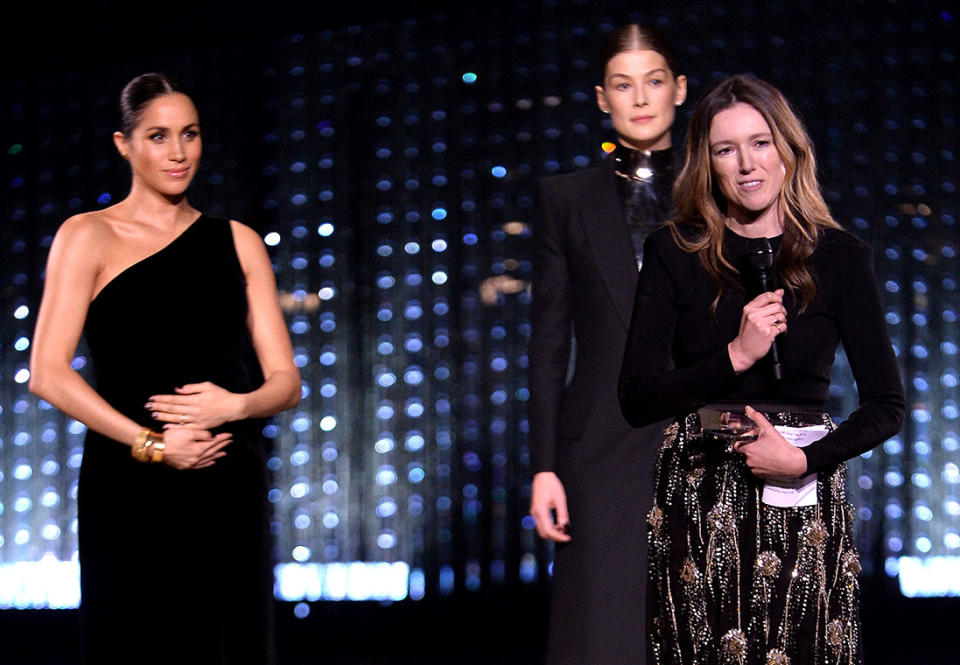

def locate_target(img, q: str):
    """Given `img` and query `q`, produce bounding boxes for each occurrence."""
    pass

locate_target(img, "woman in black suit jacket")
[528,24,687,664]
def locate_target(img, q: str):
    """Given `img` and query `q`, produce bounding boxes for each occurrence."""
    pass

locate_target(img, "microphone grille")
[746,237,774,271]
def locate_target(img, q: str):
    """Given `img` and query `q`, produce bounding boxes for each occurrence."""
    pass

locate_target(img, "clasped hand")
[145,381,244,430]
[161,427,232,470]
[727,289,787,373]
[732,406,807,479]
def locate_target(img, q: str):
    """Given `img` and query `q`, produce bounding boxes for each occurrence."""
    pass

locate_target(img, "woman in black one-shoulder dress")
[30,74,300,664]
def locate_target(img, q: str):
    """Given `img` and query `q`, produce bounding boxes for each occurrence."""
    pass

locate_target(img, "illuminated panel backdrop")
[0,2,956,607]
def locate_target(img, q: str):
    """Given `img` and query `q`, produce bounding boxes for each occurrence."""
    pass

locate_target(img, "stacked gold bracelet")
[131,427,166,463]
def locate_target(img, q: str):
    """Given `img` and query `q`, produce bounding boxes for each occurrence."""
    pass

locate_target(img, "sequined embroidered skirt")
[647,410,863,665]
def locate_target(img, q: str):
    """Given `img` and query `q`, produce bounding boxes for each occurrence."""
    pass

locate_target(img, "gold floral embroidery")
[720,628,747,663]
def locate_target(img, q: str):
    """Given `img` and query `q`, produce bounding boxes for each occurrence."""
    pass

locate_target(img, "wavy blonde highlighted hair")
[670,74,840,311]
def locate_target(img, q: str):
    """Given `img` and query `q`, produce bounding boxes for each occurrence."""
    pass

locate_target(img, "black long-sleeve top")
[618,224,905,474]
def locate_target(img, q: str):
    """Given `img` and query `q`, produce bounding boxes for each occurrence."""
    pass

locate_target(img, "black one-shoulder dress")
[79,215,274,664]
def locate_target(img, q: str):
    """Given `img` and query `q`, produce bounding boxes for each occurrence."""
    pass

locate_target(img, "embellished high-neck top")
[612,144,676,269]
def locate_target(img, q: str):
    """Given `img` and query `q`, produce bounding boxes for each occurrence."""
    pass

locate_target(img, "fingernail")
[144,402,152,409]
[151,413,159,419]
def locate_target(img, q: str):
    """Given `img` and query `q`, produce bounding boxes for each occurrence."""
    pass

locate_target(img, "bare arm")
[231,220,301,418]
[29,216,144,445]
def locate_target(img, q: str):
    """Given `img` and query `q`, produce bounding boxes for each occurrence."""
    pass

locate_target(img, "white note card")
[761,425,829,507]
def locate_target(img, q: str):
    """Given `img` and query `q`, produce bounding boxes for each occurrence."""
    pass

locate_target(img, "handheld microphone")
[746,237,784,381]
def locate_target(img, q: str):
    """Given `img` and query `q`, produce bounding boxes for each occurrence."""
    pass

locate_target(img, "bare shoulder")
[229,219,268,256]
[49,211,117,267]
[56,210,113,243]
[228,219,264,246]
[228,220,271,273]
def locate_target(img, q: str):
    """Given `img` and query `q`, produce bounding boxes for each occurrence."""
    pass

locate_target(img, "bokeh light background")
[0,1,957,609]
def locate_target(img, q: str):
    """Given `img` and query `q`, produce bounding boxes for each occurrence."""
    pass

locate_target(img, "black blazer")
[529,157,648,475]
[529,156,667,664]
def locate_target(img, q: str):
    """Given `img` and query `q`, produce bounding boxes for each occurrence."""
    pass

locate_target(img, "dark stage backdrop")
[0,0,957,613]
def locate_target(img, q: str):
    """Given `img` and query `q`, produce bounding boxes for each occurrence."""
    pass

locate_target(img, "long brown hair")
[670,74,840,310]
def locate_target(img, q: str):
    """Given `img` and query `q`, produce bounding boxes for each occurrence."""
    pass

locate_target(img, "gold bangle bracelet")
[131,428,164,463]
[147,431,165,463]
[131,427,150,461]
[149,439,166,463]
